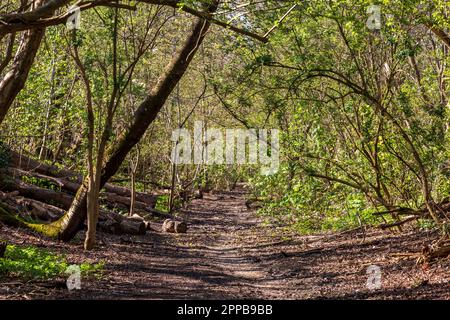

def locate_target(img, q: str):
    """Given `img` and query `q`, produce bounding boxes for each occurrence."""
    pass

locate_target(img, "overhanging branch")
[0,0,268,43]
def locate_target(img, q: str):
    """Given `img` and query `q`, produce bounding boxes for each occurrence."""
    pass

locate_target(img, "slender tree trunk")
[168,158,177,213]
[56,2,219,242]
[129,148,139,217]
[84,175,96,250]
[130,172,136,217]
[39,53,57,160]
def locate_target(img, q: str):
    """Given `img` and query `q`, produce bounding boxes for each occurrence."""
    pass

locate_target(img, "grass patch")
[0,244,104,280]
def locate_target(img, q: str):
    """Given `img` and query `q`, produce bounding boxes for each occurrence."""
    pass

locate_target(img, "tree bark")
[1,177,74,209]
[119,219,146,235]
[4,168,157,212]
[0,241,6,258]
[56,1,219,242]
[9,151,157,205]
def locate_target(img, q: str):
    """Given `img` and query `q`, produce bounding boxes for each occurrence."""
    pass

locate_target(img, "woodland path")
[0,186,448,299]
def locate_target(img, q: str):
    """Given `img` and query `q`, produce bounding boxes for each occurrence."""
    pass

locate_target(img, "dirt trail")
[0,186,448,299]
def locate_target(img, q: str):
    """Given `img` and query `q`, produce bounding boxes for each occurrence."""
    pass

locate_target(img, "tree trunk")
[0,0,47,125]
[129,172,136,217]
[119,219,146,235]
[129,149,139,217]
[0,241,6,258]
[1,171,156,214]
[84,178,98,250]
[1,177,74,209]
[56,2,219,242]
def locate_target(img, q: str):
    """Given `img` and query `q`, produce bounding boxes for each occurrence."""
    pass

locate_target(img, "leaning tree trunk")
[55,1,219,242]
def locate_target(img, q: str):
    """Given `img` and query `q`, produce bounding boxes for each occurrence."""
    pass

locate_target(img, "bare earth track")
[0,186,448,299]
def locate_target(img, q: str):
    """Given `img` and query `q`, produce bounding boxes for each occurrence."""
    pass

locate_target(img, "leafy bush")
[250,167,383,234]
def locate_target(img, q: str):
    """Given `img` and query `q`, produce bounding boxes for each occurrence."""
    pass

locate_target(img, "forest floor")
[0,186,449,299]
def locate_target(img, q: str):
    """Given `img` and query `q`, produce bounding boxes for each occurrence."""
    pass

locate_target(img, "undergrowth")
[0,244,104,280]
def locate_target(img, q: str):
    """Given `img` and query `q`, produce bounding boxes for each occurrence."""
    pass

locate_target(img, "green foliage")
[0,245,104,280]
[211,0,450,234]
[1,0,449,238]
[20,175,61,192]
[251,169,382,234]
[155,194,170,212]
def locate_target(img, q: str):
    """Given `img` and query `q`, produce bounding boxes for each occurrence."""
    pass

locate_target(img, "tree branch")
[0,0,268,43]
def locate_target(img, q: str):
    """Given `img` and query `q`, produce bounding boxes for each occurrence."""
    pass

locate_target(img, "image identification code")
[177,304,273,318]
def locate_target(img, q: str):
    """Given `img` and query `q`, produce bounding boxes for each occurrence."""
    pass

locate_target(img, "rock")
[98,220,122,235]
[174,221,188,233]
[162,219,175,233]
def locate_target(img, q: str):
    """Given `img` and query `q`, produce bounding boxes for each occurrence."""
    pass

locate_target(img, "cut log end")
[162,219,188,234]
[120,219,146,235]
[174,221,188,233]
[162,219,175,233]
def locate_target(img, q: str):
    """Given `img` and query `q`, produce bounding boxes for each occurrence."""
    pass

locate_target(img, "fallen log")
[1,178,74,209]
[161,219,188,234]
[0,188,147,236]
[147,208,174,219]
[8,167,80,193]
[379,216,419,230]
[10,150,80,180]
[8,167,157,208]
[0,190,64,222]
[99,209,124,223]
[129,214,144,221]
[0,198,144,237]
[162,219,175,233]
[102,192,153,213]
[9,151,157,207]
[98,220,122,235]
[428,245,450,259]
[174,221,188,233]
[16,197,64,221]
[102,184,157,208]
[119,219,146,235]
[1,177,157,220]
